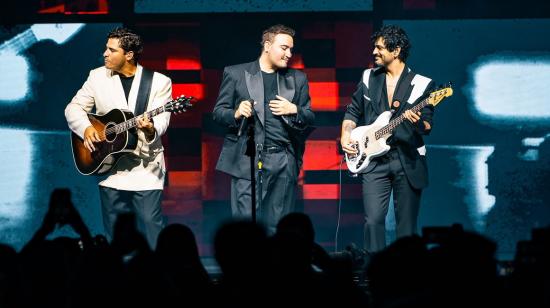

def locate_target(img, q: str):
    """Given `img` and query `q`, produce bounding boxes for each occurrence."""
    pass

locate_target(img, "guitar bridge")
[356,154,367,168]
[349,143,360,160]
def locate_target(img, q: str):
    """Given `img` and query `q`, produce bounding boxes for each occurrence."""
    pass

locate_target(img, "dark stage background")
[1,0,549,259]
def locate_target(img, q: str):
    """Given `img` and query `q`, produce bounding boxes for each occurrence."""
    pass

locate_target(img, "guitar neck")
[111,106,166,134]
[0,29,37,54]
[375,97,429,140]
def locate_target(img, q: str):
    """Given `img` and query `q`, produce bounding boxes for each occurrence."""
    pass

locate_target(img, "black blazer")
[213,60,315,179]
[344,66,435,189]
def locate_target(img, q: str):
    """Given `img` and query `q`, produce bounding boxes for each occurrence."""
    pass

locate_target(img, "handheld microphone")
[237,99,254,137]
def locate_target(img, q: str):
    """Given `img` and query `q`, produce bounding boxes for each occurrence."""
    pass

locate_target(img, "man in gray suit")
[213,24,314,233]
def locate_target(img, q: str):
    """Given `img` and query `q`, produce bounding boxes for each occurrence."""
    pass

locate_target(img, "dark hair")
[261,24,295,50]
[371,25,411,62]
[107,27,143,63]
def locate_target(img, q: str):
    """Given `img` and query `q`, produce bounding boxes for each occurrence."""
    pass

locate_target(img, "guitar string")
[98,98,188,138]
[373,94,432,140]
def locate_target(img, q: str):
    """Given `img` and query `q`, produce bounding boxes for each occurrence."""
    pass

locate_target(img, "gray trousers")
[99,186,165,249]
[231,150,298,234]
[362,150,422,253]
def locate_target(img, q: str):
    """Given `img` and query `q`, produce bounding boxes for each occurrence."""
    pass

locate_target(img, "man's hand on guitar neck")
[84,126,101,152]
[403,109,431,131]
[136,113,155,142]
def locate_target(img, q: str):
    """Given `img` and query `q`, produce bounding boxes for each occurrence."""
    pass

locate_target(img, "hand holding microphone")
[235,99,254,136]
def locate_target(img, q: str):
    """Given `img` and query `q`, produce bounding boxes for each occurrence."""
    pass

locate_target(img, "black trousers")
[361,150,422,253]
[99,186,165,249]
[231,148,298,234]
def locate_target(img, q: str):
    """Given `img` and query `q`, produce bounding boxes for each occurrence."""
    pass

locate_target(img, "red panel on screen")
[289,54,305,69]
[167,57,202,70]
[303,140,342,171]
[173,83,204,100]
[302,184,362,200]
[310,82,338,97]
[311,97,340,111]
[309,82,339,111]
[40,0,109,14]
[39,4,65,13]
[303,184,339,199]
[303,68,336,82]
[168,171,202,187]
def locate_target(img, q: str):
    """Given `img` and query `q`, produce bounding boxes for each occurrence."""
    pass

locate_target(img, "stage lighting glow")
[433,145,496,232]
[0,23,84,103]
[0,128,32,227]
[467,55,550,126]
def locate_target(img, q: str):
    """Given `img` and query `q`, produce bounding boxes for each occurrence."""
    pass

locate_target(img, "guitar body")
[345,111,393,174]
[344,85,453,174]
[69,95,192,176]
[71,109,138,175]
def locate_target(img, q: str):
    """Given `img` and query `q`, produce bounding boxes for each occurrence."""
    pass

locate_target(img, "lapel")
[278,69,295,104]
[371,68,385,115]
[245,61,265,127]
[278,68,297,128]
[392,66,414,114]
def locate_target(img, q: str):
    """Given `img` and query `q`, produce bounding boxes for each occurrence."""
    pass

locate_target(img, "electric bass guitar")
[71,95,192,175]
[345,86,453,174]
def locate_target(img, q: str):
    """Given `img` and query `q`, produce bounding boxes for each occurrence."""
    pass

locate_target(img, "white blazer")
[65,64,172,191]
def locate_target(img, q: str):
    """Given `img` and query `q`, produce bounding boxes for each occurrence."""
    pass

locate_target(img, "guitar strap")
[134,68,154,115]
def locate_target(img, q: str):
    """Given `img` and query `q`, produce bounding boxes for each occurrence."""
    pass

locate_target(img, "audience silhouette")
[1,188,548,308]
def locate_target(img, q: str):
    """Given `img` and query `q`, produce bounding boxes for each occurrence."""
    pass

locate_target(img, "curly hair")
[107,27,143,63]
[371,25,411,62]
[260,24,295,51]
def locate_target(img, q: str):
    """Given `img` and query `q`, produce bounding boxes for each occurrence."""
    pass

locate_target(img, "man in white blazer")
[65,27,172,248]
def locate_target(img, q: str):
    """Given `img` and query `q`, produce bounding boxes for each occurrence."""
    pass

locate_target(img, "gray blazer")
[213,60,314,179]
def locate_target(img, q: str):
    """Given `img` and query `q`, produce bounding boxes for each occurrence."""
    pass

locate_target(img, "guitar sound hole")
[104,122,117,143]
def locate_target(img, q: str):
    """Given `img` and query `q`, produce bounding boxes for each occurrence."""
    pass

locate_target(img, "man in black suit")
[340,25,435,253]
[213,24,314,233]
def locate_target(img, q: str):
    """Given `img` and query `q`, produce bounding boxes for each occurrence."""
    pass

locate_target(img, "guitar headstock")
[427,83,453,107]
[165,95,193,114]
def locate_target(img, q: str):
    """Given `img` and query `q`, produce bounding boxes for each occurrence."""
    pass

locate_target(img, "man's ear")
[125,50,134,62]
[264,40,272,53]
[393,46,401,59]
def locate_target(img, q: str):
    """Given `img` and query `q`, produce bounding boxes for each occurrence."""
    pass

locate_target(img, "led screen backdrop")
[1,17,549,259]
[0,23,121,247]
[388,19,550,255]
